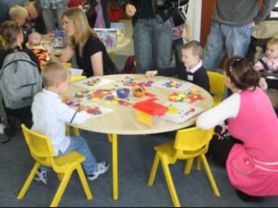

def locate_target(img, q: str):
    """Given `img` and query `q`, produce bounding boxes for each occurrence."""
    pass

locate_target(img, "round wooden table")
[65,74,213,200]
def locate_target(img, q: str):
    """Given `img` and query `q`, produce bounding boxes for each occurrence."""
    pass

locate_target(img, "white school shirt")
[32,89,90,155]
[196,93,240,129]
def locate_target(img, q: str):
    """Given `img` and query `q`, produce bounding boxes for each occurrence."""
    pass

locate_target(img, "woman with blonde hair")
[56,7,118,77]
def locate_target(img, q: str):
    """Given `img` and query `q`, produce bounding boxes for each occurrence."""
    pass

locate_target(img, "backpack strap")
[258,58,270,71]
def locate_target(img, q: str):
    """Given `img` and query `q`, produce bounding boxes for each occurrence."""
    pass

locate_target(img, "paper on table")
[80,101,113,117]
[162,101,204,124]
[70,68,84,76]
[152,79,193,91]
[73,77,114,89]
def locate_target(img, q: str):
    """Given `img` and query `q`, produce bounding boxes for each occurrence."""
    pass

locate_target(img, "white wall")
[187,0,202,41]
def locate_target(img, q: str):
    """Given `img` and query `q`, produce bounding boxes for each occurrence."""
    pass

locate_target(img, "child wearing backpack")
[0,20,41,137]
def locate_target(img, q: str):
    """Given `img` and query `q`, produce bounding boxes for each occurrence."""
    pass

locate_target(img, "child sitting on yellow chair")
[31,62,109,184]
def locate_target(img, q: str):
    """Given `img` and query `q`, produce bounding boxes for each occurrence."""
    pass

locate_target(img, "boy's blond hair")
[267,38,278,47]
[42,62,70,87]
[9,5,28,21]
[182,40,203,59]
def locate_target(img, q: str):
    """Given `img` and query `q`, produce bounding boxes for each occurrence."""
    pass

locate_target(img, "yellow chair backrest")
[21,124,55,168]
[174,127,214,153]
[207,71,225,105]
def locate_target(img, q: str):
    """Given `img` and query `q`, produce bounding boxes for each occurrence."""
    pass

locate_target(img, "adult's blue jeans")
[41,136,97,176]
[203,22,252,70]
[133,19,173,73]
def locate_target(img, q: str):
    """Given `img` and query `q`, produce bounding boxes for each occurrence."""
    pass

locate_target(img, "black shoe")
[236,190,264,203]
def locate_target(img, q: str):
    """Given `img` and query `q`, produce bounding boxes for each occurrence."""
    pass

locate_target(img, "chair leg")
[57,173,64,181]
[73,127,80,137]
[160,155,181,207]
[184,158,194,175]
[17,163,40,200]
[196,156,202,171]
[148,153,160,186]
[77,165,93,200]
[65,125,70,136]
[50,170,72,207]
[200,154,220,197]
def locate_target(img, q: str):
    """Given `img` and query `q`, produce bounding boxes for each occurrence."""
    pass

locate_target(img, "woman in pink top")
[197,56,278,202]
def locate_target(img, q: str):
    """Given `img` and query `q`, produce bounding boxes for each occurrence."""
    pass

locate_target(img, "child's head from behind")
[224,56,260,91]
[9,5,28,26]
[28,32,42,47]
[182,40,203,69]
[0,20,23,49]
[265,38,278,59]
[42,62,70,93]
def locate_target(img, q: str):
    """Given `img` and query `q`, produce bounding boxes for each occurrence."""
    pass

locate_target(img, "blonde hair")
[267,38,278,47]
[62,7,96,56]
[9,5,28,22]
[42,62,70,87]
[182,40,203,59]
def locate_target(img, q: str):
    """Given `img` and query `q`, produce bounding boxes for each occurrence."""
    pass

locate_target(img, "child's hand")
[259,77,268,90]
[146,70,158,79]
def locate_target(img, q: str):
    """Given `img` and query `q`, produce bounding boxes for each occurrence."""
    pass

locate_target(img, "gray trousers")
[42,6,68,33]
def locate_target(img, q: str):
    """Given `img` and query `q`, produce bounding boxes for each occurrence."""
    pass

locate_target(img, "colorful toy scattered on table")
[133,98,168,126]
[185,91,205,103]
[132,86,145,97]
[116,87,130,99]
[121,76,154,88]
[168,90,205,103]
[162,80,182,89]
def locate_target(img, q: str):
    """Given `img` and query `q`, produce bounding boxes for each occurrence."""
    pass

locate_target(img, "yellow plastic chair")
[17,124,93,207]
[148,127,220,207]
[66,75,88,137]
[207,71,225,106]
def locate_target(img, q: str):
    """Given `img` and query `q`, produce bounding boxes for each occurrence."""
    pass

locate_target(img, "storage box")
[133,99,168,126]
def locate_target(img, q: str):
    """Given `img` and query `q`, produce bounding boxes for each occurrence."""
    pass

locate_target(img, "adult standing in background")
[0,2,9,24]
[203,0,278,71]
[83,0,110,28]
[118,0,188,73]
[40,0,68,33]
[1,0,27,7]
